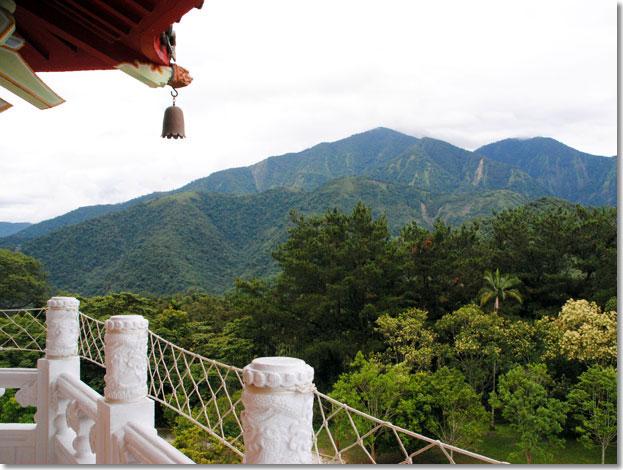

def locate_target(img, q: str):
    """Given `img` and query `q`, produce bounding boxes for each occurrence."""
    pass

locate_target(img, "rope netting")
[76,311,246,458]
[146,330,245,458]
[0,308,505,464]
[78,311,106,367]
[0,307,46,353]
[74,311,245,457]
[312,391,504,464]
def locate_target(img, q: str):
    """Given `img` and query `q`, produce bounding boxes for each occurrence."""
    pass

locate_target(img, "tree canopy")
[0,200,616,464]
[540,299,617,365]
[272,203,406,386]
[567,366,617,464]
[0,249,49,309]
[494,364,568,463]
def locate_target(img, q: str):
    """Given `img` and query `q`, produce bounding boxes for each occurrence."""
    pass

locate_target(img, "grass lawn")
[314,424,617,464]
[457,424,617,465]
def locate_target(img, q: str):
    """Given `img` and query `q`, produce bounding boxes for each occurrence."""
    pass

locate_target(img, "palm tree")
[480,268,522,430]
[479,268,522,314]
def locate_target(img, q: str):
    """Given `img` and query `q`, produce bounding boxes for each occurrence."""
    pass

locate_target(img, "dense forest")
[0,201,617,464]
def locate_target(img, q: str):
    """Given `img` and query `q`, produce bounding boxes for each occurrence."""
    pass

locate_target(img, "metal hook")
[171,87,178,105]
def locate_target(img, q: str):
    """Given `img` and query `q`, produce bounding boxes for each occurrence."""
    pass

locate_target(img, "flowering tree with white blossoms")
[540,299,616,365]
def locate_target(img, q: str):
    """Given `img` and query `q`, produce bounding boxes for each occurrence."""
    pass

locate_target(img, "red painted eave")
[13,0,203,72]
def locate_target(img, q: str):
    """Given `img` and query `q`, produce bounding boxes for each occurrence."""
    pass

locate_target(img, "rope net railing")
[0,307,46,353]
[78,311,106,367]
[311,391,504,464]
[74,311,246,458]
[146,329,246,459]
[0,308,505,464]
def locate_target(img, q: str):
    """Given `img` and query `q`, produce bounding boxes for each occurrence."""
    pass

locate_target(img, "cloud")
[0,0,616,223]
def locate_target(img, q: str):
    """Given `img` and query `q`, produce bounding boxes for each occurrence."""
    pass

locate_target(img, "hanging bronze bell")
[161,104,186,139]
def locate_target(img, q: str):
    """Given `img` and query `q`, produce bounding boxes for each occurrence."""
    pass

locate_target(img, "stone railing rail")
[121,421,193,464]
[0,297,193,464]
[0,297,508,464]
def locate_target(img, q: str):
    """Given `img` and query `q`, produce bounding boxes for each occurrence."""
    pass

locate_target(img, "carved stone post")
[103,315,149,402]
[45,297,80,358]
[36,297,81,464]
[96,315,154,464]
[241,357,315,464]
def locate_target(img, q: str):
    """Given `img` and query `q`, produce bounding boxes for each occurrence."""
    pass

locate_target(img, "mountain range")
[0,222,31,238]
[0,127,615,296]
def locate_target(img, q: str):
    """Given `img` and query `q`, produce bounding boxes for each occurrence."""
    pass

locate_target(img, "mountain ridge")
[0,128,614,249]
[0,222,31,238]
[0,191,168,245]
[17,177,533,295]
[178,128,551,200]
[2,126,613,296]
[476,137,615,205]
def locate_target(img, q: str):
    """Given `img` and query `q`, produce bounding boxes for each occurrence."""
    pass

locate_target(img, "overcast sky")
[0,0,616,223]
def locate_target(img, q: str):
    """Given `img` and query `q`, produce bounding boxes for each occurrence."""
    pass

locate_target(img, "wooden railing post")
[241,357,315,464]
[95,315,154,464]
[35,297,81,464]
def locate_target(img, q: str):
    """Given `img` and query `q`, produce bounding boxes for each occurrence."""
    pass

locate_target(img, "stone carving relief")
[103,315,148,402]
[15,380,37,408]
[241,391,314,464]
[46,297,80,357]
[46,297,80,310]
[65,399,81,434]
[241,357,315,464]
[243,365,314,389]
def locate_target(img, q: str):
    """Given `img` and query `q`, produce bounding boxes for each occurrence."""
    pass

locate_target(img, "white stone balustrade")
[37,296,81,464]
[0,297,321,465]
[55,373,99,463]
[0,297,194,464]
[0,368,38,463]
[103,315,149,402]
[120,422,194,464]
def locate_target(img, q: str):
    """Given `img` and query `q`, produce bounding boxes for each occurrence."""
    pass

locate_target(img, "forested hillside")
[179,128,547,198]
[0,222,31,238]
[0,128,615,298]
[0,191,166,245]
[1,128,613,246]
[181,128,614,206]
[476,137,616,205]
[18,179,531,296]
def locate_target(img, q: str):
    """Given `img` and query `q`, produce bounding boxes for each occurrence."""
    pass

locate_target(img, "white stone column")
[36,297,81,464]
[45,297,80,358]
[241,357,315,464]
[96,315,154,464]
[103,315,149,402]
